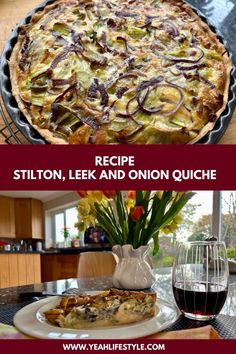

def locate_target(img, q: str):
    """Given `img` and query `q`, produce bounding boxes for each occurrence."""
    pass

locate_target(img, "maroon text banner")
[0,339,235,354]
[0,145,235,190]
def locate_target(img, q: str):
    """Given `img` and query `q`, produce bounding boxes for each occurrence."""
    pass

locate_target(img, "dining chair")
[77,251,118,278]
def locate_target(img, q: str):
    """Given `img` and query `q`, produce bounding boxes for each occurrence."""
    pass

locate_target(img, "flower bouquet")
[61,226,71,247]
[76,190,194,255]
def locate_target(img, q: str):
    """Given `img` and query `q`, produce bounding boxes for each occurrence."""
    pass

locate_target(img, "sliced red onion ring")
[116,36,129,52]
[116,86,129,98]
[51,46,76,69]
[115,11,138,18]
[126,96,140,116]
[136,76,164,94]
[160,84,184,116]
[137,88,164,114]
[87,78,109,106]
[31,69,52,83]
[116,73,139,81]
[19,35,31,71]
[199,76,216,89]
[137,19,152,29]
[53,83,78,104]
[164,21,179,37]
[176,63,202,71]
[107,18,116,28]
[136,83,184,117]
[53,35,69,46]
[52,79,70,87]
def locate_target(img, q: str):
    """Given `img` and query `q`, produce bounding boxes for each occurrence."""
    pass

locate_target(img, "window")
[52,206,78,245]
[150,191,214,267]
[221,191,236,260]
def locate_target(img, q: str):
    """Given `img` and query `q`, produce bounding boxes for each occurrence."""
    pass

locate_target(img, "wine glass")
[172,241,229,321]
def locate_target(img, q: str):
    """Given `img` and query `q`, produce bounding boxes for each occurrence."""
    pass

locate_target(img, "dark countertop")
[0,245,112,255]
[187,0,236,63]
[42,245,112,255]
[0,251,43,254]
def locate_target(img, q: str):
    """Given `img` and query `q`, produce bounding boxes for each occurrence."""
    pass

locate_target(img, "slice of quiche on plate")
[44,288,157,329]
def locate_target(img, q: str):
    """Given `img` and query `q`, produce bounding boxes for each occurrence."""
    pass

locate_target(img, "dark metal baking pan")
[0,0,235,145]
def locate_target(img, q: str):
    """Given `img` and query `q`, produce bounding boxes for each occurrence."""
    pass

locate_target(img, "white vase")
[112,244,155,290]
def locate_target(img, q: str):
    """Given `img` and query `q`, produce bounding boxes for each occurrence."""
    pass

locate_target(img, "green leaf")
[136,191,143,205]
[161,192,195,227]
[94,202,122,244]
[147,192,172,232]
[116,192,128,241]
[152,231,160,256]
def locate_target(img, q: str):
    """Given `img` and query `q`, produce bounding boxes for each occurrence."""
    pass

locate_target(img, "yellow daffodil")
[83,214,96,227]
[77,221,86,232]
[77,198,91,216]
[162,226,170,235]
[87,191,105,203]
[156,191,164,199]
[174,213,183,224]
[125,199,135,213]
[169,221,178,232]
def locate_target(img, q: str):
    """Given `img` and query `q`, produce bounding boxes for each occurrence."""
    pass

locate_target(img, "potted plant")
[76,190,194,289]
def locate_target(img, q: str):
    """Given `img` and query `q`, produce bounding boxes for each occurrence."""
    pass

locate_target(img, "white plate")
[14,293,180,339]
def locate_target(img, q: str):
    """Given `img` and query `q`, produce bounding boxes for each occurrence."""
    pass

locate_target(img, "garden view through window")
[150,191,213,267]
[221,192,236,260]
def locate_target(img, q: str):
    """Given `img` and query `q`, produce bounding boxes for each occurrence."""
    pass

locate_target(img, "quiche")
[44,288,157,329]
[9,0,232,144]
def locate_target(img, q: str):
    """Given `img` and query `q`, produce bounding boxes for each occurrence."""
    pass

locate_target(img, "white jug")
[112,244,155,290]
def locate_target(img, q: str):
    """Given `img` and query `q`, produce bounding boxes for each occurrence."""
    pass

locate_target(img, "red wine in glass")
[172,241,229,321]
[173,282,228,319]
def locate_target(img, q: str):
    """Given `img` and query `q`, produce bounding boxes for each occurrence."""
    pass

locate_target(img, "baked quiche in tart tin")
[0,0,235,144]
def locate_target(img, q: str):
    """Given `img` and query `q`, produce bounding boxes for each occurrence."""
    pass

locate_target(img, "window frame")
[212,191,221,240]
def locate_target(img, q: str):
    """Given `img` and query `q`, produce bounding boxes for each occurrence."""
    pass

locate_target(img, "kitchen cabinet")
[0,196,15,238]
[41,254,80,282]
[0,254,41,288]
[14,198,44,239]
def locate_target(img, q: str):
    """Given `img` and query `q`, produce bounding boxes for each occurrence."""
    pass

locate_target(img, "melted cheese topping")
[12,0,232,144]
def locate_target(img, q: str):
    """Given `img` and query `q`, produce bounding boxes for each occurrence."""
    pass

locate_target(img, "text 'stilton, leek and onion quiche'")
[10,0,232,144]
[44,289,157,329]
